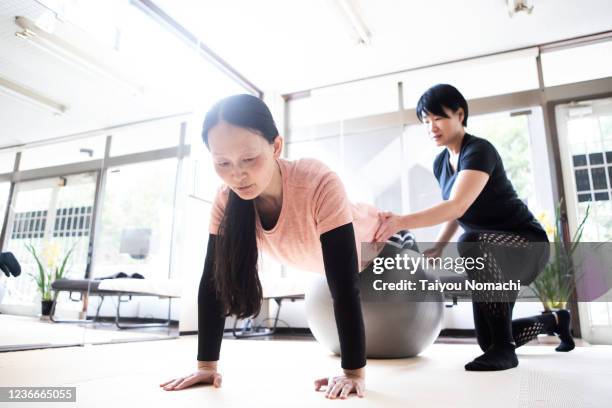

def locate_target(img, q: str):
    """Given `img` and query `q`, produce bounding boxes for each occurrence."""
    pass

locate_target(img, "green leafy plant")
[530,200,590,311]
[25,242,75,301]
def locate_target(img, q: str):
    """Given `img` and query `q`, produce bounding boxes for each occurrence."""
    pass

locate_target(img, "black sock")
[554,310,575,352]
[464,344,518,371]
[465,302,518,371]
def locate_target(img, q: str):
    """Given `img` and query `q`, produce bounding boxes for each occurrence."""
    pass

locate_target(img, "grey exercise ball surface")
[305,248,444,359]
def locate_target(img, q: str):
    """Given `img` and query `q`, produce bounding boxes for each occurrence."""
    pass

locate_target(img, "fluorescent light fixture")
[0,76,67,115]
[330,0,372,46]
[14,16,143,94]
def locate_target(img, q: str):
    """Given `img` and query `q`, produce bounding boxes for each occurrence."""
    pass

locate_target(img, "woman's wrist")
[434,241,448,250]
[343,367,365,379]
[197,360,218,370]
[400,214,412,231]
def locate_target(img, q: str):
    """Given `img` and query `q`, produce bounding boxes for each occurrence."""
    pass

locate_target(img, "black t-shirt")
[433,133,547,241]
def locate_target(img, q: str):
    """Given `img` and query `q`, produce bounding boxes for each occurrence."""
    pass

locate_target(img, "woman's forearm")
[400,200,462,230]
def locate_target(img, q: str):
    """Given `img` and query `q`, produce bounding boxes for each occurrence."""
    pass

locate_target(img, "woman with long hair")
[160,94,412,399]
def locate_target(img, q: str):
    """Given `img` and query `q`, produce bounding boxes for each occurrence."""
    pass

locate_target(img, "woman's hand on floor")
[160,361,222,391]
[314,368,365,399]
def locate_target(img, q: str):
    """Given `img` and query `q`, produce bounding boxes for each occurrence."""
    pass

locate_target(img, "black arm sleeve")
[197,234,226,361]
[320,222,366,370]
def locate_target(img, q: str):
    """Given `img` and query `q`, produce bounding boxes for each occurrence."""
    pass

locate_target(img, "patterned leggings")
[459,231,554,349]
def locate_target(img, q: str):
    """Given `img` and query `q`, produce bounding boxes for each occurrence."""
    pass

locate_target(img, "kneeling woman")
[160,94,400,399]
[375,84,575,371]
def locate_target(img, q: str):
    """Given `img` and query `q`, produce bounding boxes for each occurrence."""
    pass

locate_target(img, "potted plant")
[25,241,75,317]
[531,200,590,328]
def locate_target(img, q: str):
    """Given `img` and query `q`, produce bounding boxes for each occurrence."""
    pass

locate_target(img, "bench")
[50,278,181,329]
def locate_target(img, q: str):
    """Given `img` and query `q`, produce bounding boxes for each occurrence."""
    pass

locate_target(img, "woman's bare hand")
[374,211,404,243]
[423,245,444,264]
[314,368,365,399]
[160,361,222,391]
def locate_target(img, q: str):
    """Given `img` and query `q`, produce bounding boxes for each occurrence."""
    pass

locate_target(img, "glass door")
[82,158,181,341]
[555,96,612,344]
[2,172,97,314]
[0,172,97,351]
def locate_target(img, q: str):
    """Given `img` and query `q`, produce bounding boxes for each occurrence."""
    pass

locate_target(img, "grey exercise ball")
[305,248,444,358]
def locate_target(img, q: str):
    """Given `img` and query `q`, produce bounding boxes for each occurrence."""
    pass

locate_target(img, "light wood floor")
[1,334,609,407]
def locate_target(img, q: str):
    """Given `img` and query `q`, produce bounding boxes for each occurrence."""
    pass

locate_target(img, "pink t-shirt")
[209,158,382,274]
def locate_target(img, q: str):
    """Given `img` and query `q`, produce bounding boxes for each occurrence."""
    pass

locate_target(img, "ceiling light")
[330,0,372,46]
[0,76,67,115]
[14,16,143,95]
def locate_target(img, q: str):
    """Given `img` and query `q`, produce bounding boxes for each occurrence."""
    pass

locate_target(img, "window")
[341,128,403,213]
[110,120,181,157]
[288,48,540,127]
[2,173,97,305]
[556,97,612,344]
[541,40,612,87]
[0,182,10,235]
[467,111,536,207]
[10,210,47,239]
[287,136,342,174]
[117,2,248,114]
[401,48,540,109]
[93,159,178,280]
[558,98,612,241]
[0,151,15,173]
[19,135,106,171]
[298,76,400,125]
[287,126,403,213]
[187,132,223,203]
[589,303,612,326]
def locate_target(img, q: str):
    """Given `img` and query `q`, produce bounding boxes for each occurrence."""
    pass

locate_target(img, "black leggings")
[458,231,553,349]
[471,301,556,350]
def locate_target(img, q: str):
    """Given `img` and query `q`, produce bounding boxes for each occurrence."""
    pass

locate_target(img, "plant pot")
[41,300,54,316]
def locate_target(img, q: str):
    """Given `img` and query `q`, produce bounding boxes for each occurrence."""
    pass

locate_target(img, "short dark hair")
[416,84,468,127]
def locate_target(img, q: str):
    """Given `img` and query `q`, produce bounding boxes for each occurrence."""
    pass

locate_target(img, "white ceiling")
[156,0,612,93]
[1,0,612,149]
